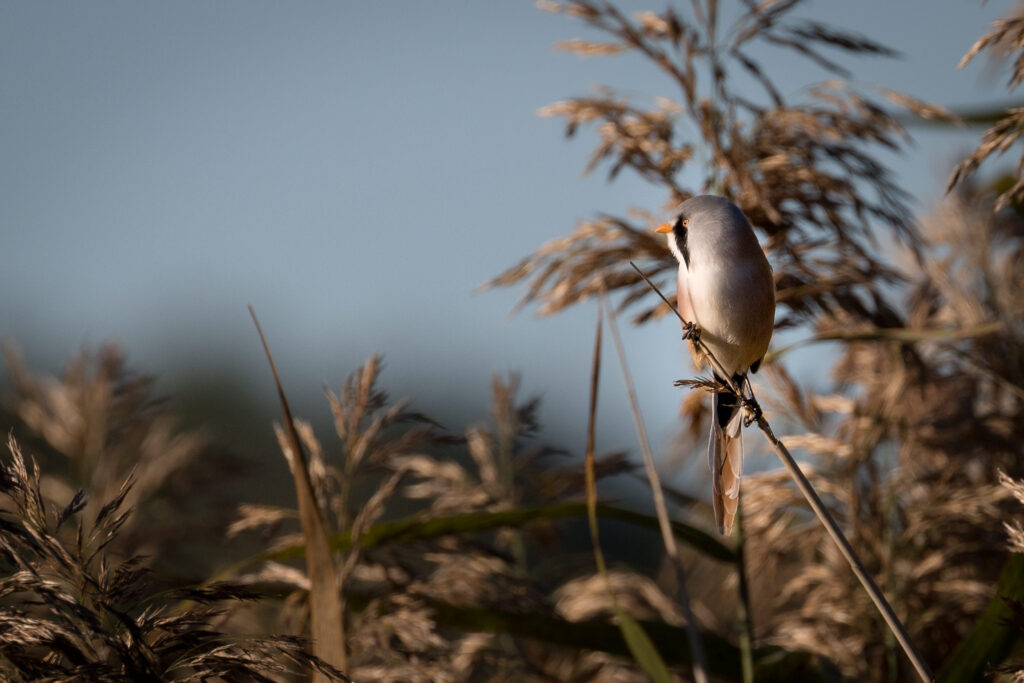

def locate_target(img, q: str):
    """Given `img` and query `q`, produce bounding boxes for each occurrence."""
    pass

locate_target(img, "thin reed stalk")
[584,302,674,683]
[630,263,934,682]
[600,292,709,683]
[734,503,755,683]
[751,413,933,682]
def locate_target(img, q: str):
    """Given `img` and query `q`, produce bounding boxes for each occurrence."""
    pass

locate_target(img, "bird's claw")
[682,322,701,343]
[742,398,763,427]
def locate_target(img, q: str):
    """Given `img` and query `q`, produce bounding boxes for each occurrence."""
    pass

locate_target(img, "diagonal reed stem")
[629,262,934,682]
[751,415,933,681]
[601,292,709,683]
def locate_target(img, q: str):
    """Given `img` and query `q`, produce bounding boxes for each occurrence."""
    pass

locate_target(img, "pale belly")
[683,261,775,377]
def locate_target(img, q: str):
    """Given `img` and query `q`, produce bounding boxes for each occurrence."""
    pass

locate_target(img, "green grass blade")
[248,502,734,565]
[211,502,734,587]
[938,553,1024,682]
[616,608,674,683]
[585,298,673,682]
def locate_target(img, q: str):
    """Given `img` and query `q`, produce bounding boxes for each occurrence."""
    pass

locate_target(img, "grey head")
[658,195,758,268]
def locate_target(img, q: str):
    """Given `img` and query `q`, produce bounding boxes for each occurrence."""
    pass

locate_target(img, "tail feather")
[709,383,745,535]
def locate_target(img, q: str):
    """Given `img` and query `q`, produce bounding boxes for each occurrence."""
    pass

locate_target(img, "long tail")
[709,377,744,535]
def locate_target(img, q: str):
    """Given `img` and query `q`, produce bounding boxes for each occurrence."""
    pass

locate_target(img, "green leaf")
[938,553,1024,682]
[255,502,734,564]
[616,608,674,683]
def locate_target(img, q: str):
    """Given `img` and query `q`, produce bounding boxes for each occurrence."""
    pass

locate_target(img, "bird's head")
[656,210,690,268]
[656,195,751,268]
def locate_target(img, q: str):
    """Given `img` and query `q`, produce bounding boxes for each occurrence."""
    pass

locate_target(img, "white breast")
[683,258,774,377]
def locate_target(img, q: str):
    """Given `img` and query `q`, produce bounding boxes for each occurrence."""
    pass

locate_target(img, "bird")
[656,195,775,535]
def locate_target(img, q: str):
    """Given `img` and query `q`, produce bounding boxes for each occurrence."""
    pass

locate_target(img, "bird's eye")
[682,218,690,228]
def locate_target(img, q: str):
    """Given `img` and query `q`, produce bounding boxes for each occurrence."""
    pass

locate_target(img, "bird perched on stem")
[656,195,775,535]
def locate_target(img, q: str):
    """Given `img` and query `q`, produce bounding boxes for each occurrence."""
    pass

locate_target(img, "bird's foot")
[682,322,701,343]
[742,397,763,427]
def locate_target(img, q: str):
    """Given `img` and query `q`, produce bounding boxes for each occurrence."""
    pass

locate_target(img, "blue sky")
[0,2,1010,484]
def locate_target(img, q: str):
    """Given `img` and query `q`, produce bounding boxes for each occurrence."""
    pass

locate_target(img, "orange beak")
[655,223,673,233]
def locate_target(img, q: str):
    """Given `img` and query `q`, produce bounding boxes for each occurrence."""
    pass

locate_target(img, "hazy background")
[0,1,1007,493]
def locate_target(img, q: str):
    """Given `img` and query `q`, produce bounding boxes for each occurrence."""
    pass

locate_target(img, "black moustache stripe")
[675,218,690,268]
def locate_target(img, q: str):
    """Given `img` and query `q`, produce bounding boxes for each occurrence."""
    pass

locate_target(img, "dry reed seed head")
[347,594,450,677]
[257,356,456,553]
[327,354,386,456]
[2,344,205,550]
[950,5,1024,208]
[392,373,559,513]
[396,453,493,513]
[1001,470,1024,506]
[554,38,625,56]
[410,552,547,612]
[232,357,598,678]
[294,418,333,519]
[339,468,409,586]
[1007,520,1024,554]
[324,357,449,486]
[315,362,667,677]
[348,468,408,545]
[240,560,312,591]
[266,531,306,556]
[555,570,687,627]
[490,1,935,332]
[490,372,543,440]
[737,187,1024,680]
[958,8,1024,84]
[0,435,347,682]
[226,503,295,540]
[466,427,503,500]
[1002,471,1024,554]
[273,422,296,475]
